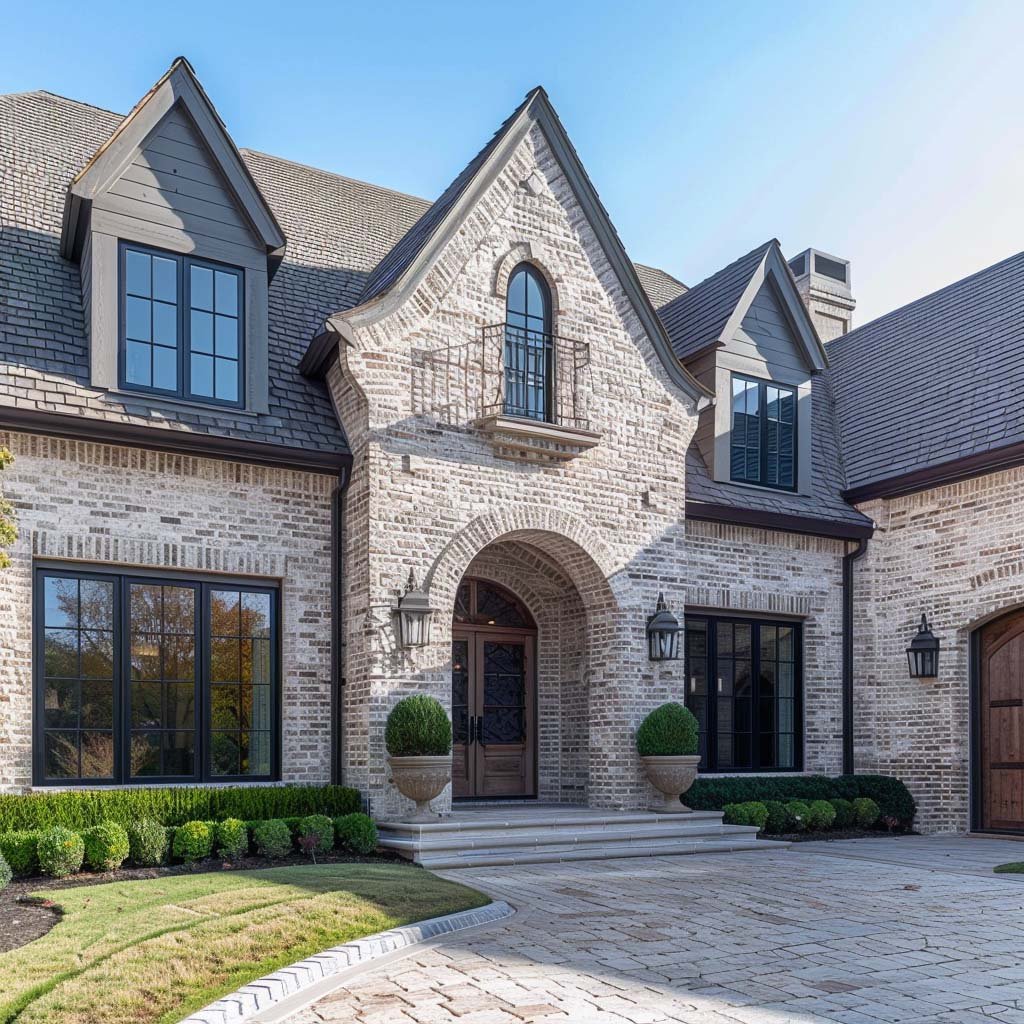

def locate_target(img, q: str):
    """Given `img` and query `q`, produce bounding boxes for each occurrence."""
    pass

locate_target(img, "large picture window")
[120,243,243,406]
[730,375,797,490]
[34,566,277,785]
[684,615,802,772]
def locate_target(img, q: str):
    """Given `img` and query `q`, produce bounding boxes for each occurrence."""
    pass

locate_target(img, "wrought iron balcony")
[476,322,599,462]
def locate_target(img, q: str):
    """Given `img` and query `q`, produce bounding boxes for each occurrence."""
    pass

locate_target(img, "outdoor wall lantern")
[393,570,434,648]
[906,613,940,678]
[647,593,681,661]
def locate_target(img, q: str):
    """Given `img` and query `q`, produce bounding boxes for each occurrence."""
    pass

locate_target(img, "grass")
[0,863,489,1024]
[994,862,1024,874]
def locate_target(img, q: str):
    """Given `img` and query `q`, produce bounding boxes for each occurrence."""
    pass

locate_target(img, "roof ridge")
[17,89,123,118]
[240,147,429,207]
[664,238,776,309]
[833,247,1024,348]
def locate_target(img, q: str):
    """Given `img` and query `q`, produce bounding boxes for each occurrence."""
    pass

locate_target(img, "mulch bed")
[773,828,912,843]
[0,848,407,953]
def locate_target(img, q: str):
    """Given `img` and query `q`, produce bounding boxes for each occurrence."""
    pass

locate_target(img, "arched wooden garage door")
[979,611,1024,831]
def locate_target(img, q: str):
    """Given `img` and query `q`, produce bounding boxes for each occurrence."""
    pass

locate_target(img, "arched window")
[504,263,552,422]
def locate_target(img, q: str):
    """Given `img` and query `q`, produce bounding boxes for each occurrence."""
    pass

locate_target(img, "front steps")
[378,805,788,869]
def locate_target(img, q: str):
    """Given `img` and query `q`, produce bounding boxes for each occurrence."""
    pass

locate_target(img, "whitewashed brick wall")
[0,431,336,791]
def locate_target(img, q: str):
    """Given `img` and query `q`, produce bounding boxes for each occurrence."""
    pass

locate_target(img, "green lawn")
[994,862,1024,874]
[0,863,488,1024]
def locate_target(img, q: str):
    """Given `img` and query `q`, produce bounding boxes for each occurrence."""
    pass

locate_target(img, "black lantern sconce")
[906,613,940,678]
[647,593,681,661]
[393,570,435,648]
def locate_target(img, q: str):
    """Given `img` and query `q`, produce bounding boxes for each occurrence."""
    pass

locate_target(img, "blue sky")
[2,0,1021,324]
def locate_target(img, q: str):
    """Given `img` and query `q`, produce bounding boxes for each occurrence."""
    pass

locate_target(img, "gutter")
[330,464,351,785]
[841,537,869,775]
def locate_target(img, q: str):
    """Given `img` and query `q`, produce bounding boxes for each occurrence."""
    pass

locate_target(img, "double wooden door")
[452,629,535,799]
[980,612,1024,831]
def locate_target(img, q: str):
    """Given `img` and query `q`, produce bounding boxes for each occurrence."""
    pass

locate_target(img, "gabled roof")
[635,263,687,308]
[60,57,285,260]
[829,249,1024,500]
[334,87,710,405]
[659,240,827,371]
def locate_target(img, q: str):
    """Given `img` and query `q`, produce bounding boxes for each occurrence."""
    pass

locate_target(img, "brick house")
[1,58,1020,836]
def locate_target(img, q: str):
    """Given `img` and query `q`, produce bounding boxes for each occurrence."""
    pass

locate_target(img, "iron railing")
[479,322,590,430]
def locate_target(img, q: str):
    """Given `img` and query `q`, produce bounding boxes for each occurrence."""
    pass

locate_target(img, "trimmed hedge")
[335,813,378,854]
[127,819,169,867]
[215,819,249,861]
[172,821,214,863]
[722,801,768,829]
[298,815,334,856]
[253,819,292,859]
[38,827,84,878]
[0,850,10,892]
[685,774,915,825]
[0,784,360,833]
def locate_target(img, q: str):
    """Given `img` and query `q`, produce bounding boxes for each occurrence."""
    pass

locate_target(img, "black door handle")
[476,715,485,746]
[467,714,475,745]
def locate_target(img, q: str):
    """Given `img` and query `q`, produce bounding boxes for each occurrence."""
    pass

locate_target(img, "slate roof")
[828,249,1024,494]
[635,264,687,308]
[659,241,774,359]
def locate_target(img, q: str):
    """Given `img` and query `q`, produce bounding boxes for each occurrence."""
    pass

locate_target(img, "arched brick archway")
[423,506,652,811]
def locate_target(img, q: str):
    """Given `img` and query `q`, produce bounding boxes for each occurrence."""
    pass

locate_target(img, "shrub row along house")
[1,57,1021,836]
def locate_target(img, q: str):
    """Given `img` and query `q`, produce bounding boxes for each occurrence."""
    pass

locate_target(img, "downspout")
[841,537,868,775]
[330,462,351,785]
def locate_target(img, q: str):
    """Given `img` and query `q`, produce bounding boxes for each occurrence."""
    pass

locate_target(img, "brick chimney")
[788,248,855,341]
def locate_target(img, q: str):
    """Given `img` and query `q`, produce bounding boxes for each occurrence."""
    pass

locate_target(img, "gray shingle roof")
[0,90,356,456]
[658,241,774,359]
[635,264,687,308]
[828,249,1024,494]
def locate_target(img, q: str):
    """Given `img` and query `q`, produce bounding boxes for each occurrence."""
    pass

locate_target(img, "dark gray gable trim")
[324,89,710,405]
[60,57,286,260]
[687,499,874,541]
[719,245,828,372]
[0,406,349,474]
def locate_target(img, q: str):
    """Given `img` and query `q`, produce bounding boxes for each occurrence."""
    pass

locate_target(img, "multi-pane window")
[121,243,243,406]
[730,375,797,490]
[504,263,552,421]
[34,567,277,785]
[684,615,802,772]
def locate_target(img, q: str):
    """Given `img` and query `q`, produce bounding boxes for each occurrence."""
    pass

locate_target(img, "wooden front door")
[980,612,1024,831]
[452,631,536,799]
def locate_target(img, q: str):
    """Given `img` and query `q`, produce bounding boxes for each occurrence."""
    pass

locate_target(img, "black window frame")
[684,613,803,773]
[503,262,554,423]
[729,373,798,491]
[118,241,245,409]
[32,564,280,787]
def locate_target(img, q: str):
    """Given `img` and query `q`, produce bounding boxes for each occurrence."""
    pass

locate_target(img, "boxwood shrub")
[685,774,914,826]
[786,800,811,832]
[215,818,249,861]
[806,800,837,831]
[335,813,378,854]
[127,819,169,867]
[722,801,768,829]
[636,703,699,757]
[0,830,41,876]
[82,821,130,872]
[830,798,856,829]
[172,821,214,864]
[385,695,452,757]
[762,800,794,835]
[38,826,85,878]
[0,784,360,833]
[0,851,10,893]
[298,815,334,856]
[253,819,292,859]
[853,797,881,828]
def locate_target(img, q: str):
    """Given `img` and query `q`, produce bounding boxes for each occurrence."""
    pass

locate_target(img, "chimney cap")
[788,247,851,292]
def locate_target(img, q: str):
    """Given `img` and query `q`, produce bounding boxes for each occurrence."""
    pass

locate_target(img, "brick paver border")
[180,899,514,1024]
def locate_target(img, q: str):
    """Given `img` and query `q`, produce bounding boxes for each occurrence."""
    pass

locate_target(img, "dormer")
[661,241,827,497]
[60,58,285,415]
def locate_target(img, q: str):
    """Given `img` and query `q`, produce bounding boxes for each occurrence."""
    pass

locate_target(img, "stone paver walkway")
[284,836,1024,1024]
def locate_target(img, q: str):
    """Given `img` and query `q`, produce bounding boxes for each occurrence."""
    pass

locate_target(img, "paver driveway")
[284,837,1024,1024]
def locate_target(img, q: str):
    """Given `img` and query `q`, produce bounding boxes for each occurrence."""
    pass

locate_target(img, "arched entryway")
[975,608,1024,832]
[452,577,537,799]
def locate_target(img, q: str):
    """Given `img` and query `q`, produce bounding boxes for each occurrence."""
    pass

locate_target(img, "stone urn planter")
[387,754,452,822]
[636,702,701,814]
[385,694,453,822]
[640,754,701,813]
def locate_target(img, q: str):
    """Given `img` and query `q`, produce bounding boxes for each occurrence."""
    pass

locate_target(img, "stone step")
[415,837,790,870]
[379,820,759,855]
[378,809,726,838]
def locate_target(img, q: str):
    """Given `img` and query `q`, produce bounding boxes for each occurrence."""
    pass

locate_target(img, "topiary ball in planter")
[636,703,701,814]
[385,695,453,822]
